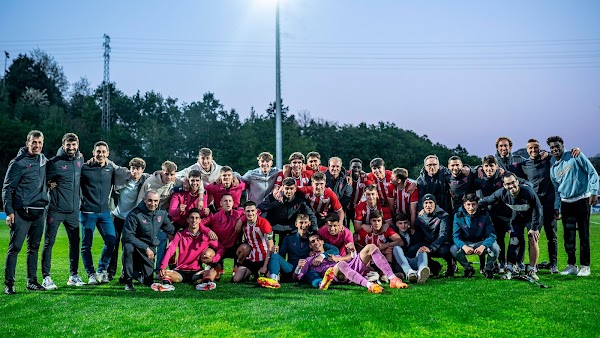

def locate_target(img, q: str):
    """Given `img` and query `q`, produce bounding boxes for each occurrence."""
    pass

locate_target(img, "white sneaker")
[417,266,430,284]
[577,266,591,277]
[407,269,418,283]
[67,275,86,286]
[42,276,58,290]
[100,271,109,283]
[560,264,579,275]
[88,273,99,285]
[196,282,216,291]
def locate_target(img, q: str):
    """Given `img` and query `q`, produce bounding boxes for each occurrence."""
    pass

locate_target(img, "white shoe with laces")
[560,264,579,275]
[67,275,86,286]
[42,276,58,290]
[577,266,591,277]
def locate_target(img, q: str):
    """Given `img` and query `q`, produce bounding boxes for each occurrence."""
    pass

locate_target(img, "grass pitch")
[1,216,600,337]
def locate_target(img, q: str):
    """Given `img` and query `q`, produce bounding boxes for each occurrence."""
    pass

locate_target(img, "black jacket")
[2,147,49,215]
[479,184,543,231]
[416,166,452,214]
[325,169,352,209]
[495,152,527,179]
[47,147,84,213]
[80,161,115,213]
[412,206,450,252]
[122,201,175,251]
[258,192,318,232]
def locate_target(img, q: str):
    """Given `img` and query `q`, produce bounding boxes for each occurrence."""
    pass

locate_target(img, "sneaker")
[417,266,431,284]
[124,282,135,291]
[407,269,418,283]
[368,283,383,294]
[151,282,175,292]
[483,270,494,279]
[88,273,99,285]
[560,264,579,276]
[4,284,16,295]
[26,281,46,291]
[498,261,505,274]
[98,271,109,284]
[379,274,389,284]
[445,261,457,277]
[517,262,526,273]
[389,277,409,289]
[463,265,475,278]
[500,270,513,280]
[67,275,86,286]
[319,267,335,290]
[196,282,217,291]
[42,276,58,290]
[577,266,591,277]
[366,271,380,283]
[257,277,281,289]
[107,274,114,282]
[527,268,539,281]
[549,265,559,274]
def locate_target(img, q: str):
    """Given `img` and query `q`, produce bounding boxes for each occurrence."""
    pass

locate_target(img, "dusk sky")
[2,0,599,159]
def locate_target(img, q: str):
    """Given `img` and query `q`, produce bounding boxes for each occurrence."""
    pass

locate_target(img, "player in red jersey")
[233,201,274,282]
[297,172,344,226]
[357,210,403,262]
[353,185,393,232]
[346,158,371,225]
[274,152,312,195]
[386,168,419,226]
[366,158,393,207]
[306,151,328,173]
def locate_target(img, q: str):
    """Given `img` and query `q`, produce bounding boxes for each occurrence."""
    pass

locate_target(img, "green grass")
[1,216,600,337]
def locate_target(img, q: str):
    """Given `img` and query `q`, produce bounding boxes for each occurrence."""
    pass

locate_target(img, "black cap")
[423,194,437,204]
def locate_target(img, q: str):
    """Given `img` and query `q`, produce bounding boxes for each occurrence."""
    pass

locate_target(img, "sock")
[311,279,321,288]
[371,248,396,280]
[269,274,278,280]
[366,281,374,288]
[338,261,368,287]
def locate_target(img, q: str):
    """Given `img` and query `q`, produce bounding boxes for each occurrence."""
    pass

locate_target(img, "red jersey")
[243,216,272,262]
[354,201,392,224]
[367,170,393,203]
[205,181,246,209]
[274,170,312,188]
[201,209,244,249]
[357,227,397,247]
[386,180,419,215]
[297,186,343,218]
[349,172,372,208]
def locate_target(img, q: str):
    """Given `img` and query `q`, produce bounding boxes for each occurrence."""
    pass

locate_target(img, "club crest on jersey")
[61,165,68,170]
[512,162,517,167]
[142,219,147,223]
[77,161,82,167]
[157,216,162,222]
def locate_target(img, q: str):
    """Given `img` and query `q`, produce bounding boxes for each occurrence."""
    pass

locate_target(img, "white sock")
[366,281,374,288]
[269,274,278,280]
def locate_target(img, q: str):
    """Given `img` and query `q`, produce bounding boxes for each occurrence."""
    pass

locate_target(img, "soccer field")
[1,216,600,337]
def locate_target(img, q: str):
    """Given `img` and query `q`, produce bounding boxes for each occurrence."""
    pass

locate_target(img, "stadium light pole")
[275,0,283,169]
[2,51,9,99]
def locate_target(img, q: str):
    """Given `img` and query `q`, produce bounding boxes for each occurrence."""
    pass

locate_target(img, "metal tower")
[101,34,111,132]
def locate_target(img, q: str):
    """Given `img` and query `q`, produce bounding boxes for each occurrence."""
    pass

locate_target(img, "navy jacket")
[412,206,450,252]
[325,169,352,209]
[122,201,175,251]
[453,206,496,249]
[2,147,49,215]
[480,184,543,231]
[47,147,84,213]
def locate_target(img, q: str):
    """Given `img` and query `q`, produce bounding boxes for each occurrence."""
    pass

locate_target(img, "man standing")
[495,136,527,178]
[42,133,85,289]
[121,191,176,291]
[3,130,49,294]
[241,152,281,205]
[347,158,370,225]
[366,158,393,207]
[176,147,223,185]
[416,155,452,214]
[548,136,599,277]
[324,157,352,223]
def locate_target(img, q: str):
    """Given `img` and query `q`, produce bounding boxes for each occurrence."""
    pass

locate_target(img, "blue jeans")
[80,211,116,275]
[155,230,168,271]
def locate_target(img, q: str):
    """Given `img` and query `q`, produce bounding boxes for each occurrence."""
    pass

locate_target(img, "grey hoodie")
[176,160,222,185]
[242,167,281,204]
[2,147,49,215]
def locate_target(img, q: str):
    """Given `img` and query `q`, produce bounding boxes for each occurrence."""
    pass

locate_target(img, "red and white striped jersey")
[297,186,343,218]
[354,201,392,224]
[274,170,312,188]
[386,180,419,215]
[367,170,393,203]
[357,227,397,247]
[243,217,272,262]
[349,173,372,208]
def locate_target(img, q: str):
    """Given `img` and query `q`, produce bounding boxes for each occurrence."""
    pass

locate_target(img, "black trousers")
[5,211,45,284]
[561,198,591,266]
[108,216,125,277]
[540,196,558,265]
[42,211,80,277]
[122,242,155,285]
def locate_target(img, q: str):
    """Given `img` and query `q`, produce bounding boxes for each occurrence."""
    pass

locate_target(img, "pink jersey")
[357,227,397,247]
[168,191,207,227]
[160,229,224,270]
[297,186,343,218]
[205,181,246,208]
[243,217,273,262]
[354,201,392,224]
[274,170,312,188]
[318,226,354,257]
[386,180,419,215]
[201,209,244,249]
[367,170,393,203]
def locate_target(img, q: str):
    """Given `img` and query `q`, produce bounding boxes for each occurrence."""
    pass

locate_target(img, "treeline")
[0,50,481,181]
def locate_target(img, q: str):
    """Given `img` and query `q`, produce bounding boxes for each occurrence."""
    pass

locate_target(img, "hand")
[297,259,307,268]
[259,266,268,275]
[418,246,431,253]
[270,245,279,254]
[274,189,283,202]
[406,183,416,194]
[234,220,242,233]
[498,168,505,176]
[182,178,190,192]
[474,245,486,255]
[462,245,474,255]
[418,209,425,216]
[203,208,211,216]
[378,243,386,252]
[553,209,561,220]
[179,204,187,214]
[312,255,324,266]
[208,230,218,241]
[528,229,540,242]
[327,254,342,263]
[477,167,485,179]
[571,147,581,157]
[461,166,471,176]
[361,224,372,233]
[6,213,15,228]
[232,176,240,187]
[48,182,57,190]
[146,247,155,260]
[540,151,548,160]
[346,176,352,185]
[345,242,356,253]
[159,269,167,277]
[590,195,598,206]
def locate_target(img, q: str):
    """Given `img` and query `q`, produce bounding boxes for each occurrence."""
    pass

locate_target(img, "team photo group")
[2,129,598,295]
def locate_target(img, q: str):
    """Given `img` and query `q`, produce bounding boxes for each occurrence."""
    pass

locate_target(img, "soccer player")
[107,157,150,282]
[176,147,223,185]
[366,158,393,207]
[347,158,370,224]
[392,213,430,284]
[356,210,402,263]
[416,155,452,214]
[318,213,355,259]
[205,166,246,209]
[158,208,223,288]
[306,151,328,173]
[297,172,344,226]
[479,172,543,280]
[3,130,49,294]
[273,152,312,191]
[168,169,207,231]
[42,133,85,289]
[122,191,176,291]
[353,184,393,230]
[386,167,418,225]
[451,194,500,279]
[241,152,281,205]
[548,136,599,277]
[233,201,274,282]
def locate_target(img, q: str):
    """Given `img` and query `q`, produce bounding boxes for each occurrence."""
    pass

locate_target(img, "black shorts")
[217,242,244,266]
[241,260,265,279]
[175,269,201,283]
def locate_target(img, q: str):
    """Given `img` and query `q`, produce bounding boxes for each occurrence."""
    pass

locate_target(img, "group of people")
[2,130,598,295]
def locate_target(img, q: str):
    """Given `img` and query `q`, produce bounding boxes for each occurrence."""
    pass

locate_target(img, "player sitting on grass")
[392,213,430,284]
[317,213,354,260]
[450,194,500,279]
[157,208,224,290]
[233,201,274,283]
[356,210,403,264]
[258,213,338,289]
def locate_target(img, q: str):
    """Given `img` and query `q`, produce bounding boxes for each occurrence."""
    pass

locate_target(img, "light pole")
[275,0,283,169]
[2,51,9,99]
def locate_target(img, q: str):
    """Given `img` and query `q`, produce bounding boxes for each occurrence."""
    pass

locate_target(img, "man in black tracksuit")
[121,191,175,291]
[495,136,527,179]
[417,155,452,214]
[324,158,352,226]
[42,133,85,289]
[2,130,49,294]
[259,177,318,240]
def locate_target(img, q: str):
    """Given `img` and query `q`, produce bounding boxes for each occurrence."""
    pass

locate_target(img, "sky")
[1,0,599,158]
